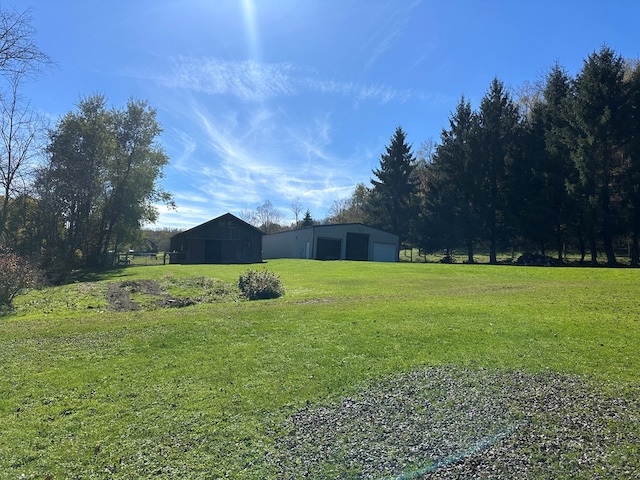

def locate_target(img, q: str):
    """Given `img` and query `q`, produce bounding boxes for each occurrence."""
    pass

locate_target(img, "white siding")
[372,242,397,262]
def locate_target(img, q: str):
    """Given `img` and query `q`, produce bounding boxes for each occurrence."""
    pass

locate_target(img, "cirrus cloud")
[155,57,418,104]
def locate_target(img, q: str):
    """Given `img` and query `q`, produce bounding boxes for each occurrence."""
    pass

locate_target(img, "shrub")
[0,249,41,309]
[238,268,285,300]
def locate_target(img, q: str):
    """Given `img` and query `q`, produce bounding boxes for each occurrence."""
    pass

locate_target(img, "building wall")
[169,214,262,264]
[262,228,314,259]
[263,224,399,262]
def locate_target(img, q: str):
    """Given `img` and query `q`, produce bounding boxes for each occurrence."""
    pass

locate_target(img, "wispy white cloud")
[153,57,418,105]
[159,95,371,227]
[167,130,197,171]
[362,0,424,71]
[157,58,296,102]
[149,49,431,227]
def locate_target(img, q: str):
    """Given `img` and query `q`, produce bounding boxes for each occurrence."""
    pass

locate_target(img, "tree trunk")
[589,234,598,265]
[0,191,9,242]
[555,230,564,262]
[489,227,497,265]
[632,205,640,266]
[601,184,617,265]
[466,237,475,263]
[601,227,617,266]
[488,205,497,264]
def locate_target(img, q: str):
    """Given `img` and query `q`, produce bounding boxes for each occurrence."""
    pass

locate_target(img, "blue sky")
[13,0,640,229]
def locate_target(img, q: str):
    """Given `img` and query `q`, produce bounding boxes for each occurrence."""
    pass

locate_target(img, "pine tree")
[367,126,417,248]
[623,61,640,265]
[518,64,576,260]
[425,96,480,262]
[476,78,522,264]
[301,209,314,227]
[572,46,627,265]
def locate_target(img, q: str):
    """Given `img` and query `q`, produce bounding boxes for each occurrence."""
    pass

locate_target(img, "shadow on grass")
[69,265,139,284]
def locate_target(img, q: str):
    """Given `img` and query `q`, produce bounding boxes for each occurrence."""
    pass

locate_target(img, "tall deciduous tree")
[35,95,172,267]
[0,75,42,243]
[253,200,283,233]
[367,126,416,248]
[0,7,50,244]
[98,98,173,257]
[327,183,369,225]
[36,95,112,266]
[572,46,627,265]
[290,197,303,228]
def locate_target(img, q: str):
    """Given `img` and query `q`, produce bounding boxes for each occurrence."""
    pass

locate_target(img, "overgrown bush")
[0,249,41,309]
[238,268,285,300]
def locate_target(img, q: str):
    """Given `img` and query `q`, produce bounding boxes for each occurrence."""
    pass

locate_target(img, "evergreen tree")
[623,61,640,265]
[572,46,627,265]
[476,78,522,264]
[518,64,577,260]
[301,209,314,227]
[425,96,480,262]
[367,126,417,248]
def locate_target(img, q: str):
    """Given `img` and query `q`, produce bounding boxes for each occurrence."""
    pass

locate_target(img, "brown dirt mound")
[107,280,166,311]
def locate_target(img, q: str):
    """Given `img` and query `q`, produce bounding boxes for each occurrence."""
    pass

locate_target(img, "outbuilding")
[263,223,399,262]
[169,213,263,264]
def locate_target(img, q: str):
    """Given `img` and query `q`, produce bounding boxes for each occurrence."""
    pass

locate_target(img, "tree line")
[330,46,640,266]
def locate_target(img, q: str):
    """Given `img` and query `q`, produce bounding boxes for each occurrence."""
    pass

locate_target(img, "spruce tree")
[367,126,417,248]
[623,61,640,265]
[476,78,522,264]
[519,64,576,260]
[301,209,314,227]
[573,46,627,265]
[426,96,480,262]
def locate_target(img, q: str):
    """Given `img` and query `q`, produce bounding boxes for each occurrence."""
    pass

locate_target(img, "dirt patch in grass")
[270,366,640,479]
[107,280,195,311]
[107,280,158,311]
[106,278,236,311]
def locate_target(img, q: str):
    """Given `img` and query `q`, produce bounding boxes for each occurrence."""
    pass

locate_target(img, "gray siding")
[263,224,399,262]
[262,229,313,259]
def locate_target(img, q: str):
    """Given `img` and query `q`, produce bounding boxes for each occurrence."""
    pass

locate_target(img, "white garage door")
[372,242,397,262]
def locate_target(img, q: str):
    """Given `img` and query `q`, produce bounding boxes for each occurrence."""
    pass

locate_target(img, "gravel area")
[269,366,639,479]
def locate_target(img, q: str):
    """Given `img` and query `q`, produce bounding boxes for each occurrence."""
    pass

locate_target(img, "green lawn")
[1,260,639,478]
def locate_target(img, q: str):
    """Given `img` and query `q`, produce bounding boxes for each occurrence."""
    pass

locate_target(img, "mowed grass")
[1,260,639,478]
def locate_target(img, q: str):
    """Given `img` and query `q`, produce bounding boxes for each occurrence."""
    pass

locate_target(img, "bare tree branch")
[0,7,52,77]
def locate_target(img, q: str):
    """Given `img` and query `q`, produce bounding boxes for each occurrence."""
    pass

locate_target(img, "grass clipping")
[269,366,639,479]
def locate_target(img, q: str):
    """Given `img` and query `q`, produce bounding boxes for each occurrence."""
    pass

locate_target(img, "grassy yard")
[1,260,639,478]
